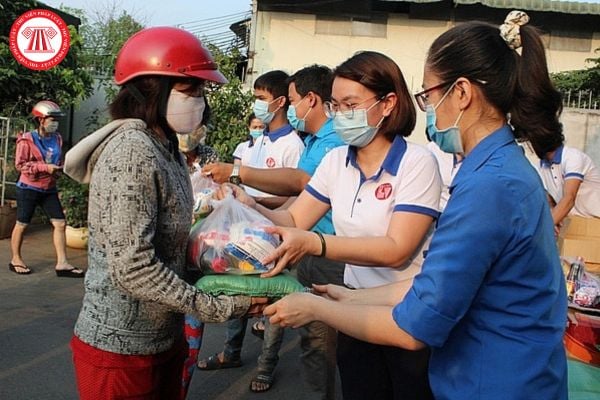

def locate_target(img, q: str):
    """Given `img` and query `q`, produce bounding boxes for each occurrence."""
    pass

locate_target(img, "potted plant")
[58,174,89,248]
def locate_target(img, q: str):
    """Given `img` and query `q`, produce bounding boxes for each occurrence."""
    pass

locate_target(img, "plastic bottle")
[565,256,584,301]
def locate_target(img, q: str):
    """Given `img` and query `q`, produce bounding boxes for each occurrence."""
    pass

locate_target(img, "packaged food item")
[187,195,280,274]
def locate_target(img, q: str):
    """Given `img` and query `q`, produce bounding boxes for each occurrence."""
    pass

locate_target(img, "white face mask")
[44,120,59,133]
[166,89,205,134]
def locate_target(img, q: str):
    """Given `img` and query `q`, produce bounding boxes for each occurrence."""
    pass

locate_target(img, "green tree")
[205,45,254,162]
[60,3,144,102]
[0,0,94,117]
[552,47,600,107]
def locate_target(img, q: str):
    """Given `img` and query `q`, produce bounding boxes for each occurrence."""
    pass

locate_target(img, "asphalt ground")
[0,223,341,400]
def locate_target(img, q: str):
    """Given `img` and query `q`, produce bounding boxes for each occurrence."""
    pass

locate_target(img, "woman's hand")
[264,292,320,328]
[215,183,256,208]
[312,284,355,303]
[48,164,62,175]
[260,226,321,278]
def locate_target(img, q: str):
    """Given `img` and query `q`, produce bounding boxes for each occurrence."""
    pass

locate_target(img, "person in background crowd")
[230,52,441,400]
[265,11,568,400]
[203,70,304,208]
[536,144,600,230]
[10,100,84,277]
[232,113,265,167]
[63,27,266,400]
[178,122,219,173]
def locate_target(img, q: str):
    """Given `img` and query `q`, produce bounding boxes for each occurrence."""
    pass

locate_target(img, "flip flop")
[8,263,31,275]
[250,373,274,393]
[251,320,265,340]
[197,353,242,370]
[55,267,85,278]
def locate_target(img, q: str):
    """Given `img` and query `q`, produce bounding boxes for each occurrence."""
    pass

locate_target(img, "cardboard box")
[562,216,600,238]
[559,237,600,264]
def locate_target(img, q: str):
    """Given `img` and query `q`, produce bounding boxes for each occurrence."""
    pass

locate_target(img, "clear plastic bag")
[190,170,219,221]
[187,194,280,274]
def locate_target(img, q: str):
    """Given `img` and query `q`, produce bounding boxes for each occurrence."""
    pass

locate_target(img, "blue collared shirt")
[393,125,567,399]
[297,119,345,235]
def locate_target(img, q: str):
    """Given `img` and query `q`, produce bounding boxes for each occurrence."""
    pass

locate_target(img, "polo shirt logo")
[375,183,392,200]
[266,157,276,167]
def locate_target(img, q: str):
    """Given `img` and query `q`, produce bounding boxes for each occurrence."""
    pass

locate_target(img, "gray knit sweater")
[64,119,250,355]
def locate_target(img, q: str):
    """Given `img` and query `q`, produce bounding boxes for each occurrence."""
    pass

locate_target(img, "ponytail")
[426,12,564,159]
[510,25,563,159]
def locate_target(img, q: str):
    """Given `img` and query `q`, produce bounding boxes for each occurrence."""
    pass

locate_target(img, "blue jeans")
[223,318,248,360]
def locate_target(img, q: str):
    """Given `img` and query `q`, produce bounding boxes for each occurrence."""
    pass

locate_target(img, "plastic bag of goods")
[187,194,279,274]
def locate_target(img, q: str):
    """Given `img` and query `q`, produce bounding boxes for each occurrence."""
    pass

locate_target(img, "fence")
[562,90,600,110]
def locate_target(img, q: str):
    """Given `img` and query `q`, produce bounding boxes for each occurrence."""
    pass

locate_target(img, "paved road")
[0,224,341,399]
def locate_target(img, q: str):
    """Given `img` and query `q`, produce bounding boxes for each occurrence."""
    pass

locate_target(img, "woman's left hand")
[264,292,319,328]
[260,226,321,278]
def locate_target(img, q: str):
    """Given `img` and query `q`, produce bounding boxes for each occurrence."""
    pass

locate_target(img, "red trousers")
[70,335,188,400]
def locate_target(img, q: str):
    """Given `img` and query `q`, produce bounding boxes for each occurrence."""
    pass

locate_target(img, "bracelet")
[315,231,327,257]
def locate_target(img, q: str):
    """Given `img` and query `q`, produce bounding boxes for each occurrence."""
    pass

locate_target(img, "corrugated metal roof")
[381,0,600,15]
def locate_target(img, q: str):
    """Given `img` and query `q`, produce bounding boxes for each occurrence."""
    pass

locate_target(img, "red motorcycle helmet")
[114,27,228,85]
[31,100,65,118]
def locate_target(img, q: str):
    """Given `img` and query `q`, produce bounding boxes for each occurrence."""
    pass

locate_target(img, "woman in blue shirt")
[264,11,568,400]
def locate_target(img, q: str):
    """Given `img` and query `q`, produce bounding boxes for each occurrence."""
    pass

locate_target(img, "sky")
[42,0,252,27]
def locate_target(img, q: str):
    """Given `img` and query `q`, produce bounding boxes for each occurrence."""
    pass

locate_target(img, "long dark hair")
[333,51,416,140]
[427,20,563,158]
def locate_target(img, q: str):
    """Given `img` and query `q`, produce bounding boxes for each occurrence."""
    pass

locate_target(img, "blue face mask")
[425,83,464,154]
[249,129,263,139]
[333,100,383,148]
[287,98,311,132]
[253,97,281,125]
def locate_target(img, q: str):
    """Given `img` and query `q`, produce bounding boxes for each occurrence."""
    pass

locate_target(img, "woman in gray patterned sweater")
[64,27,265,400]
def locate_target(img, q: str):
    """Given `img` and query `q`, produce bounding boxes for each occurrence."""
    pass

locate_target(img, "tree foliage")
[205,45,254,162]
[0,0,94,117]
[551,48,600,103]
[60,3,144,102]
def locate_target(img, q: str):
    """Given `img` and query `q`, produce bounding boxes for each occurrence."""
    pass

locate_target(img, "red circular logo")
[266,157,276,168]
[9,9,71,71]
[375,183,393,200]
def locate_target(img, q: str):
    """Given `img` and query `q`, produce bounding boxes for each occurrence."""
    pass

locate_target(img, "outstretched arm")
[203,162,311,196]
[264,292,425,350]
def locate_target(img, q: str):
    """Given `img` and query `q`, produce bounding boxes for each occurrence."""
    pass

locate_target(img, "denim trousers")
[223,318,248,360]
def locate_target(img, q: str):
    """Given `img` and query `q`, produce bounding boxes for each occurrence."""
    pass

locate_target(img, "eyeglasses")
[413,81,453,112]
[324,95,381,119]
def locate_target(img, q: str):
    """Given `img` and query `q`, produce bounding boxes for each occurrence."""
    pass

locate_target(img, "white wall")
[248,11,600,146]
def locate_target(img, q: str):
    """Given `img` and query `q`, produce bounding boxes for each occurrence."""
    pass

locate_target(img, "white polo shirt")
[243,124,304,197]
[427,141,462,211]
[232,140,250,161]
[305,136,441,289]
[536,145,600,218]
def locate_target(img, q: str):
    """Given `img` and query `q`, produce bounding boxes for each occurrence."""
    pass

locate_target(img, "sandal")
[197,352,242,370]
[8,263,31,275]
[250,373,274,393]
[251,320,265,340]
[55,267,85,278]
